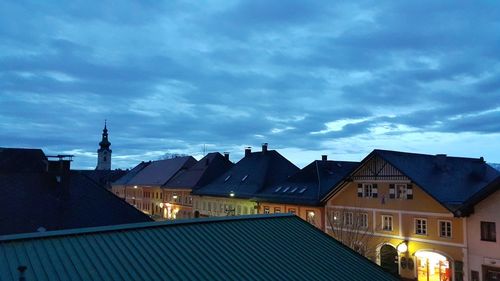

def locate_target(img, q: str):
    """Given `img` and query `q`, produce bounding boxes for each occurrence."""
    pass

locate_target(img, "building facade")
[323,150,499,281]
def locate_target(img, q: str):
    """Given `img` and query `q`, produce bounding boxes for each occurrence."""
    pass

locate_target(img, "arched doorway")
[415,251,451,281]
[380,244,399,275]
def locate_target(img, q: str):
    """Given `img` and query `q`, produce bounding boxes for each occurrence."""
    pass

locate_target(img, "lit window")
[382,215,393,231]
[415,218,427,235]
[439,220,452,238]
[264,207,270,214]
[307,211,316,225]
[274,207,281,213]
[332,211,340,225]
[481,221,496,242]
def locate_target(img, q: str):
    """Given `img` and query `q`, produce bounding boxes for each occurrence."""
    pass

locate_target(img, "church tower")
[96,121,112,170]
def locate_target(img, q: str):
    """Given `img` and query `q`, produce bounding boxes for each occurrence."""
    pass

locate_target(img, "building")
[0,214,399,281]
[162,152,233,219]
[464,176,500,281]
[111,156,197,219]
[0,147,152,235]
[96,121,112,170]
[254,155,359,230]
[191,144,299,217]
[323,149,499,281]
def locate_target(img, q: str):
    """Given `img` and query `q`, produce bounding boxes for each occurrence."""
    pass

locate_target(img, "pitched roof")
[0,147,47,173]
[351,149,500,213]
[0,171,152,235]
[123,156,197,186]
[75,169,127,188]
[112,161,151,185]
[193,150,299,198]
[256,160,359,205]
[164,152,234,189]
[0,214,398,281]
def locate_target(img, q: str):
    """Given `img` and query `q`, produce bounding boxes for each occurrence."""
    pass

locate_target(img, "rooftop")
[0,214,398,281]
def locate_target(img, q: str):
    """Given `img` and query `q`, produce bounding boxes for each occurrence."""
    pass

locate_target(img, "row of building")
[111,143,500,281]
[0,145,397,281]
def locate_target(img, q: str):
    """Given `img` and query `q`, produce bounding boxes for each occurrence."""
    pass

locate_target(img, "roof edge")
[0,214,294,242]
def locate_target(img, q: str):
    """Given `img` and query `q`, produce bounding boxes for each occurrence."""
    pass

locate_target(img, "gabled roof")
[193,150,299,198]
[112,161,151,185]
[458,175,500,214]
[0,214,398,281]
[123,156,197,186]
[164,152,233,189]
[75,169,127,188]
[328,149,500,214]
[0,147,47,173]
[256,159,359,205]
[0,171,152,235]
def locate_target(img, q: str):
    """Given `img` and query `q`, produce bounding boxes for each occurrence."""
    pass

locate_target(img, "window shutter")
[389,184,395,199]
[407,184,413,199]
[372,183,378,198]
[357,183,363,197]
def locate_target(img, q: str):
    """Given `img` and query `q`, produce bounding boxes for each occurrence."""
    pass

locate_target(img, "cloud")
[1,0,499,168]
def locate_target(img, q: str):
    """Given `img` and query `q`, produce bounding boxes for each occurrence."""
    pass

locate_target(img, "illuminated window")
[415,218,427,235]
[439,220,452,238]
[307,211,316,225]
[382,215,393,231]
[274,207,281,213]
[332,211,340,225]
[264,206,270,214]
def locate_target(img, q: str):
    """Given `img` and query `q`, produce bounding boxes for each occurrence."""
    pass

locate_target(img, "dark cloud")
[1,0,499,168]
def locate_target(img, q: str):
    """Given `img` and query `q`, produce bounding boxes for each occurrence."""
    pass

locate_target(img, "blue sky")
[1,1,499,169]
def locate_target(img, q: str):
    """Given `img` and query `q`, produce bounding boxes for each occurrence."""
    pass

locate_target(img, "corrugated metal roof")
[0,214,398,281]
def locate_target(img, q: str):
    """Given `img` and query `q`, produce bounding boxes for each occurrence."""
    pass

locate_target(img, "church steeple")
[96,120,112,170]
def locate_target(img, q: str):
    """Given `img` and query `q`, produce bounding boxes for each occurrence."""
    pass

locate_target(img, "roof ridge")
[375,149,485,161]
[0,214,294,242]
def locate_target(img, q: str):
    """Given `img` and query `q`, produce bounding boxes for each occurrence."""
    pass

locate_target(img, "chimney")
[47,155,72,190]
[245,147,252,157]
[435,154,447,170]
[223,152,230,161]
[321,155,328,162]
[205,157,210,166]
[262,143,268,154]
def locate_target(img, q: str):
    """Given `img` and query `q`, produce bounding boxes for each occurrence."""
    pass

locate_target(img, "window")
[290,187,298,193]
[274,186,282,192]
[415,218,427,235]
[282,187,290,192]
[264,206,270,214]
[288,208,296,214]
[236,205,241,215]
[224,175,231,182]
[332,211,341,224]
[243,206,248,214]
[396,184,407,199]
[344,212,354,226]
[481,221,496,242]
[439,220,452,238]
[382,215,393,231]
[241,175,248,181]
[357,183,377,198]
[307,211,316,225]
[299,187,307,193]
[274,207,281,214]
[358,213,368,229]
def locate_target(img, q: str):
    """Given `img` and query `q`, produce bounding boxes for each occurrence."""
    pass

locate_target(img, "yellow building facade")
[325,154,467,281]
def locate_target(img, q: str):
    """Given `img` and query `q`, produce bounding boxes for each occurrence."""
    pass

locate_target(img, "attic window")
[241,175,248,182]
[282,187,290,192]
[299,187,307,194]
[290,187,298,193]
[274,186,282,192]
[224,175,231,182]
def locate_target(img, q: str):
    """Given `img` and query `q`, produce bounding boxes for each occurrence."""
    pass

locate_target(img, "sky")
[1,1,499,169]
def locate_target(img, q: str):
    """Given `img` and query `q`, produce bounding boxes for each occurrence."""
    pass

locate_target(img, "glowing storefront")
[415,251,451,281]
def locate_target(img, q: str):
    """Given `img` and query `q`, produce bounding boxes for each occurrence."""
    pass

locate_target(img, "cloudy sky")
[1,1,499,169]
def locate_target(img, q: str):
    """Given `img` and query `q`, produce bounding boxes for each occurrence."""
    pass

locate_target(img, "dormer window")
[241,175,248,182]
[282,187,290,192]
[274,186,282,192]
[299,187,307,194]
[290,187,298,193]
[224,175,231,182]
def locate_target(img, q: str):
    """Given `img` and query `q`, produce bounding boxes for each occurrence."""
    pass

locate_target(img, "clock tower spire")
[96,120,112,170]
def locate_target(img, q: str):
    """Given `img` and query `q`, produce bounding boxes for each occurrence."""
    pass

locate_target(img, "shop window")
[415,218,427,235]
[439,220,452,238]
[481,221,496,242]
[382,215,393,231]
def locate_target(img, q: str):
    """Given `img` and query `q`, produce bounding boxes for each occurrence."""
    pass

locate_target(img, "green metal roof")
[0,214,398,281]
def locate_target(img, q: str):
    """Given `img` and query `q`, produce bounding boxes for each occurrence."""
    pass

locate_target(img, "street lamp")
[397,241,408,254]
